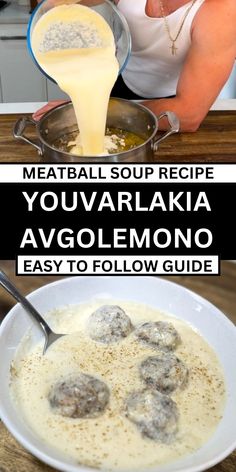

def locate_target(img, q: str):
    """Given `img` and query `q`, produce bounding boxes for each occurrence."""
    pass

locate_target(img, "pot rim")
[35,98,159,159]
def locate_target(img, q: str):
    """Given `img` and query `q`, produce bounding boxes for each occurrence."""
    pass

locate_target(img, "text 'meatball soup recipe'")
[10,300,225,470]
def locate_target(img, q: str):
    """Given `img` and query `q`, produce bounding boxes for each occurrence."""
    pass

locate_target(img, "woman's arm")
[144,0,236,132]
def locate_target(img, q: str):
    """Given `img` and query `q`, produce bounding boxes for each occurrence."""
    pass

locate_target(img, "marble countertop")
[0,2,30,24]
[0,102,47,114]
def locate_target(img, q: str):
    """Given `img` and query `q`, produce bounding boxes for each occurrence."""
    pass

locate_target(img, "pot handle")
[153,111,180,152]
[13,116,42,155]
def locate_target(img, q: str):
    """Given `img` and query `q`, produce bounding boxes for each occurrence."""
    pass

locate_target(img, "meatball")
[125,390,179,442]
[140,353,188,394]
[48,373,110,418]
[87,305,133,343]
[134,321,181,351]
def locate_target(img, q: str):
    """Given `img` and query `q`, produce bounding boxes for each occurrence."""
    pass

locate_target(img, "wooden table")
[0,260,235,471]
[0,111,236,162]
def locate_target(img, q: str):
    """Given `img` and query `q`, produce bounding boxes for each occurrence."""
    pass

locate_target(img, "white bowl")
[0,276,236,472]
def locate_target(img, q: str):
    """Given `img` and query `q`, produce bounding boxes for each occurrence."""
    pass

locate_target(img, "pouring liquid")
[31,4,119,156]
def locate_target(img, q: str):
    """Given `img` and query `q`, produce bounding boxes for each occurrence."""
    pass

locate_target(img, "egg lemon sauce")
[31,4,119,155]
[10,300,225,470]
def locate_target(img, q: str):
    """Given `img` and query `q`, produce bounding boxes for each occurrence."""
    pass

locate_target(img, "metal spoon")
[0,270,65,354]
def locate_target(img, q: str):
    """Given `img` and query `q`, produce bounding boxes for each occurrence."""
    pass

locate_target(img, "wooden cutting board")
[1,110,236,162]
[0,260,235,471]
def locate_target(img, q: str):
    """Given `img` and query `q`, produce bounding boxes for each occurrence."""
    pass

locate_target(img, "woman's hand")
[32,100,69,121]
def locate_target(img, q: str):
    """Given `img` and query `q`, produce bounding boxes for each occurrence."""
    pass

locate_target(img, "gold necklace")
[158,0,197,55]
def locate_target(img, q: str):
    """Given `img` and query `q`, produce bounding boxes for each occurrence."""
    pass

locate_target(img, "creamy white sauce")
[31,5,119,156]
[10,300,225,470]
[68,132,125,156]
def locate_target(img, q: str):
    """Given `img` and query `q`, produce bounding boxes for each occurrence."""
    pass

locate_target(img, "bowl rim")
[0,275,236,472]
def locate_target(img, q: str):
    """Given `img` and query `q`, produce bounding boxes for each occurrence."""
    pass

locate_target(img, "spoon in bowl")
[0,269,65,354]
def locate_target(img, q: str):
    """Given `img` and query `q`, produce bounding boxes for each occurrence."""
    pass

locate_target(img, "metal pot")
[13,98,179,162]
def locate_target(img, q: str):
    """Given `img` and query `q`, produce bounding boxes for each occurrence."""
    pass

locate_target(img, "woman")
[34,0,236,131]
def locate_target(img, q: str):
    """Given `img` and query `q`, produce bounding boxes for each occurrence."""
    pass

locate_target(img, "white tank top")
[117,0,205,97]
